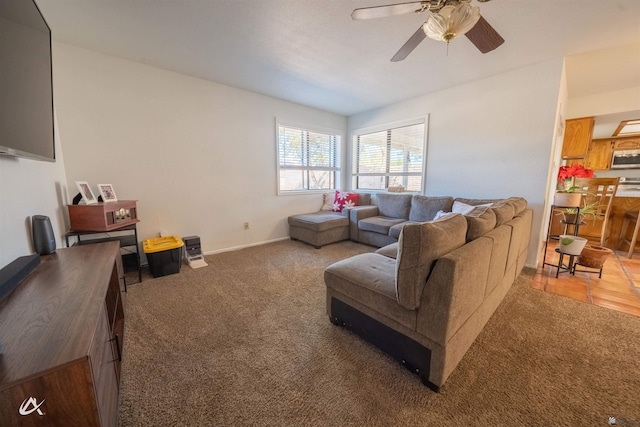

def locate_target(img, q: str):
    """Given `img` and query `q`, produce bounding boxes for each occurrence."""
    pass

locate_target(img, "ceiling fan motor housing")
[424,3,481,43]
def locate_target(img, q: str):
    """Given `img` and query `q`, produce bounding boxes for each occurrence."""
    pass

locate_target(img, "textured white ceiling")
[35,0,640,116]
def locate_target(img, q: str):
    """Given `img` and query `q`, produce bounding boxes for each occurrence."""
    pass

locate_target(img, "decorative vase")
[578,245,613,268]
[553,192,581,207]
[559,235,588,255]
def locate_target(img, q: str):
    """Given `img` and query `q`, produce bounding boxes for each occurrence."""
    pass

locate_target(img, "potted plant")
[553,164,594,207]
[557,200,600,225]
[559,235,588,255]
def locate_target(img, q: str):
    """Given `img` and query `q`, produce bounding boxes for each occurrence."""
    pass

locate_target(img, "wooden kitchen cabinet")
[613,137,640,150]
[0,242,126,426]
[586,139,614,170]
[562,116,594,159]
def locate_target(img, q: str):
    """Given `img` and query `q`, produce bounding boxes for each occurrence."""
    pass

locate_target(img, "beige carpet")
[118,239,640,426]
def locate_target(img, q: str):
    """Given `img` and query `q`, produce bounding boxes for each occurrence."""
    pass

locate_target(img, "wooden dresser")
[0,242,126,426]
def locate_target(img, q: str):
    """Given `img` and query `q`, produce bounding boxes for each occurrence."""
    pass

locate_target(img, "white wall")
[565,43,640,119]
[52,43,346,257]
[568,87,640,119]
[0,113,69,268]
[348,59,565,268]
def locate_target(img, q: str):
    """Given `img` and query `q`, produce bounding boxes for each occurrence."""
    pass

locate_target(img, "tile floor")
[534,241,640,317]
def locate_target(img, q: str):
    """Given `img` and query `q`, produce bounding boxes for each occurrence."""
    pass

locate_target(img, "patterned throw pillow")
[332,191,360,212]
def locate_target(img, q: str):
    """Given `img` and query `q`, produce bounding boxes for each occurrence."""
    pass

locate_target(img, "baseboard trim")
[203,237,291,256]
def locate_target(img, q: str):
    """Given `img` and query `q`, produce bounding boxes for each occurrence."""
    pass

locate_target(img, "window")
[352,121,425,192]
[277,123,341,194]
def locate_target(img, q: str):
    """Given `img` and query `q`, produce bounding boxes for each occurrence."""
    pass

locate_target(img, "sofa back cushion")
[395,214,467,310]
[506,197,527,216]
[376,193,413,219]
[490,200,515,226]
[465,207,497,241]
[409,196,454,222]
[481,225,511,297]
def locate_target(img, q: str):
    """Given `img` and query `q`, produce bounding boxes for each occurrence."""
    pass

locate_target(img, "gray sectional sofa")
[323,196,532,391]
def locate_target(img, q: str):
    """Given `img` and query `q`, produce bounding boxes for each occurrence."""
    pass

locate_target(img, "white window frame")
[351,117,428,194]
[276,120,342,195]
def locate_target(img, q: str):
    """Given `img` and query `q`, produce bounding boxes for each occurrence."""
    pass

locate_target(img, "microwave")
[611,149,640,169]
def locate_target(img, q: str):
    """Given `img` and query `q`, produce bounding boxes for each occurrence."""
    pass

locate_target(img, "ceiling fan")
[352,0,504,61]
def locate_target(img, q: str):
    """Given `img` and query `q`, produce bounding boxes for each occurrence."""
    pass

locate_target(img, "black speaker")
[32,215,56,255]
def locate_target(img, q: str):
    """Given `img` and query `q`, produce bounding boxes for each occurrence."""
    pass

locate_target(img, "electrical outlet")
[243,222,249,230]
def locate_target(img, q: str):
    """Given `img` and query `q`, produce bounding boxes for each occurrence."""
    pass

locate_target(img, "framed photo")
[97,184,118,203]
[75,181,98,205]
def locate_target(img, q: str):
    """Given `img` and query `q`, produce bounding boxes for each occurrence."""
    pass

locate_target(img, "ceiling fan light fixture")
[423,3,481,44]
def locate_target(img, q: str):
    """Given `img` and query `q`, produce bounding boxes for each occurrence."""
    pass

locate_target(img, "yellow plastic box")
[143,236,184,277]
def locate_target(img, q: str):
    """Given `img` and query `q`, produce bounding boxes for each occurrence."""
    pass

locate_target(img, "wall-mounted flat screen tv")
[0,0,54,162]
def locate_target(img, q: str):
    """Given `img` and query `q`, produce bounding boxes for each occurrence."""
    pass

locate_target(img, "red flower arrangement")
[557,164,594,182]
[557,164,594,192]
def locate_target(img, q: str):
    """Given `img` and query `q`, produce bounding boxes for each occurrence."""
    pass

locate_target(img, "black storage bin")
[143,236,184,278]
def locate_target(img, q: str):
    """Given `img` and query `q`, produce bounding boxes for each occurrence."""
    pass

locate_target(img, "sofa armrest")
[349,205,379,242]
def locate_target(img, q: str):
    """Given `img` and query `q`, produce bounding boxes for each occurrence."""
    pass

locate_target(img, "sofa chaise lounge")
[288,193,371,248]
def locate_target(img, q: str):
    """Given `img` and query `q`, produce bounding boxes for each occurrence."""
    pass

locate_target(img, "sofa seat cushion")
[324,253,416,330]
[359,216,408,235]
[389,221,416,239]
[288,211,348,232]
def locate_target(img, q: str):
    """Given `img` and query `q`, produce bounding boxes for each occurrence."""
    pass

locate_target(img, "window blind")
[277,124,340,193]
[353,122,425,191]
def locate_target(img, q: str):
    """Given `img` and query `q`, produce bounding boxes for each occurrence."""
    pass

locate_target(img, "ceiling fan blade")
[352,1,424,20]
[465,15,504,54]
[391,25,427,62]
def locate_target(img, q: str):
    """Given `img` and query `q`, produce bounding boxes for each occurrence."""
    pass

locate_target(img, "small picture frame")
[97,184,118,203]
[75,181,98,205]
